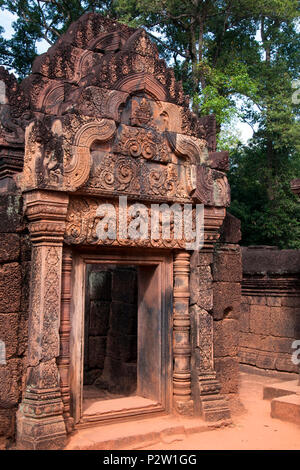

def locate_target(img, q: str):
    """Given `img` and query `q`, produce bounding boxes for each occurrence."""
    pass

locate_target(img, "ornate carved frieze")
[64,196,191,249]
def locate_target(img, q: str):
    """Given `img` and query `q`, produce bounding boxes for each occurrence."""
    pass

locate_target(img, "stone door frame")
[68,248,173,426]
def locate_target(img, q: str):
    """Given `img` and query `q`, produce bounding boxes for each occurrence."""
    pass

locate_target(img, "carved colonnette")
[173,251,193,414]
[16,190,69,449]
[57,248,74,433]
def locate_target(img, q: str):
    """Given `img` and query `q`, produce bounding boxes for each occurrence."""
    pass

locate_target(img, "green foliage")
[228,138,300,249]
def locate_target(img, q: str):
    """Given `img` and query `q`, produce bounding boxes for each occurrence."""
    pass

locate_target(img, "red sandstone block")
[213,282,241,320]
[238,347,257,365]
[255,352,276,370]
[249,296,267,306]
[269,307,296,338]
[213,252,242,282]
[213,319,239,357]
[0,359,21,407]
[275,354,299,373]
[0,408,15,437]
[271,394,300,425]
[0,313,18,358]
[267,336,295,354]
[0,263,21,313]
[239,332,264,350]
[214,356,239,394]
[239,307,250,333]
[190,251,213,269]
[249,304,271,335]
[0,234,20,262]
[266,296,281,307]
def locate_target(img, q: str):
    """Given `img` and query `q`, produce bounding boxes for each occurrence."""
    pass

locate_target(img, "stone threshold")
[79,396,164,427]
[65,414,232,450]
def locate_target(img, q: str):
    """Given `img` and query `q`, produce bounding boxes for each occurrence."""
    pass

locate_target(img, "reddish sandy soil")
[142,372,300,451]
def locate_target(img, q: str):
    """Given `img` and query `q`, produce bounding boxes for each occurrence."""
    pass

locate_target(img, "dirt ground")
[142,372,300,451]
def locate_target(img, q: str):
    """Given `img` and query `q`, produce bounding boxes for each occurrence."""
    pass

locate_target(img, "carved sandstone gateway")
[0,13,241,450]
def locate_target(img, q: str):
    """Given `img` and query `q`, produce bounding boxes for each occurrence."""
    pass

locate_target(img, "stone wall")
[0,191,30,447]
[213,214,242,401]
[240,246,300,375]
[190,213,242,414]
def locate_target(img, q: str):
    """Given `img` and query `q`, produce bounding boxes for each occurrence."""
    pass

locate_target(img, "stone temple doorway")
[69,250,173,427]
[12,13,234,449]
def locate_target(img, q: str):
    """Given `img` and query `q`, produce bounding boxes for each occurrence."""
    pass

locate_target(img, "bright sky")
[0,9,254,143]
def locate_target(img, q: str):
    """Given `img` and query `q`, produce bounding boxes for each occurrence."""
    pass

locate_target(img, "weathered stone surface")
[0,408,15,437]
[249,304,271,335]
[269,307,296,338]
[190,251,213,269]
[0,234,20,262]
[255,352,277,370]
[0,263,21,313]
[0,359,21,407]
[213,282,241,320]
[275,355,298,373]
[219,213,241,244]
[242,246,300,275]
[266,296,281,307]
[214,319,239,357]
[213,251,242,283]
[214,357,239,394]
[0,313,18,358]
[239,303,250,332]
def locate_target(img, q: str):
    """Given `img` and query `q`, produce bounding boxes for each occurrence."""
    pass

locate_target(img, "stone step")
[263,380,300,400]
[65,414,231,450]
[271,394,300,425]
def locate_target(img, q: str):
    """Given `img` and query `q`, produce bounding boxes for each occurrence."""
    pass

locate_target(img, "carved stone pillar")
[173,251,193,415]
[16,190,69,450]
[191,304,230,421]
[57,247,74,433]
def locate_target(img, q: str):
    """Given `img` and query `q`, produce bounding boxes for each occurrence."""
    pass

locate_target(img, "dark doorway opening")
[83,264,138,404]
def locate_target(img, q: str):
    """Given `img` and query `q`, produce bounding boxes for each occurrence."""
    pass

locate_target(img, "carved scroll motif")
[65,119,116,190]
[115,125,171,163]
[86,153,140,193]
